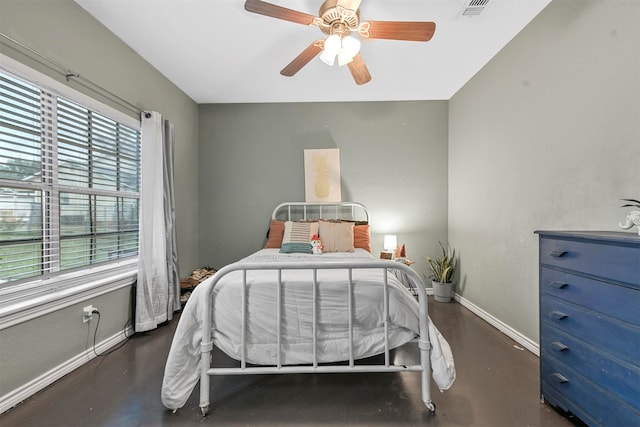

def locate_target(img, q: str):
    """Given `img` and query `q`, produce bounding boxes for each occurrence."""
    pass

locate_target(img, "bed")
[161,202,455,416]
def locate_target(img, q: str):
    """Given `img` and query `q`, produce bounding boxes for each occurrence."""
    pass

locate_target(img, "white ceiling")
[75,0,551,104]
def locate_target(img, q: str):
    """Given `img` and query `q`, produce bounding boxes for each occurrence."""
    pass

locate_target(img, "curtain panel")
[136,112,180,332]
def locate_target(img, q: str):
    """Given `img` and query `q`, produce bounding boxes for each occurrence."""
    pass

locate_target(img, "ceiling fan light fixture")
[319,34,341,65]
[337,50,353,66]
[337,35,361,66]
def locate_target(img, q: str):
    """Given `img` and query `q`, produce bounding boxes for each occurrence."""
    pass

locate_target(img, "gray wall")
[0,287,132,396]
[448,0,640,342]
[198,101,449,280]
[0,0,199,399]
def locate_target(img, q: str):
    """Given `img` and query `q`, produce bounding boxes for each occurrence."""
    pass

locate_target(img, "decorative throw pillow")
[353,224,371,252]
[280,221,319,253]
[264,220,285,248]
[319,221,354,253]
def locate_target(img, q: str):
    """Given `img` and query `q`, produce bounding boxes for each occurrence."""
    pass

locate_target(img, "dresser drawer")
[540,237,640,286]
[541,326,640,411]
[541,296,640,365]
[542,359,640,427]
[541,267,640,326]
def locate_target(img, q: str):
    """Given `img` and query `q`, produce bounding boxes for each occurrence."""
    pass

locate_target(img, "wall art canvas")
[304,148,341,202]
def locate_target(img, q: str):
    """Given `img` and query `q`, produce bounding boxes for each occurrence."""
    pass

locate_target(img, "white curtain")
[136,111,180,332]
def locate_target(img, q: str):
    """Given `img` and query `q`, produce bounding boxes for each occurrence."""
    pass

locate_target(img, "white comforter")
[161,249,455,410]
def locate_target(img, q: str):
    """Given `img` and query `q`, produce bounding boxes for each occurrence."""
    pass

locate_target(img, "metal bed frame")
[196,202,435,416]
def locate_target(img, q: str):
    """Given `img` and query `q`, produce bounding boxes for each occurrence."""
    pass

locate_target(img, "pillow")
[264,220,285,248]
[280,221,319,253]
[353,224,371,252]
[319,221,354,253]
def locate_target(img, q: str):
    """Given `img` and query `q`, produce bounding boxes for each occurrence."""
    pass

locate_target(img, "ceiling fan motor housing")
[318,0,360,35]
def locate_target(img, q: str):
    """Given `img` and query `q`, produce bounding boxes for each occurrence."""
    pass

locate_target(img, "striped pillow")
[280,221,319,253]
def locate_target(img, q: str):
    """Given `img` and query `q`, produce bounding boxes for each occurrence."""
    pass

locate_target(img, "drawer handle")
[549,250,568,258]
[549,311,568,320]
[551,373,569,384]
[551,341,569,352]
[548,281,568,289]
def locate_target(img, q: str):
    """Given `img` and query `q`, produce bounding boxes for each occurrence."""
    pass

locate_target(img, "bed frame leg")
[419,337,435,413]
[199,342,213,417]
[424,401,436,412]
[199,374,210,417]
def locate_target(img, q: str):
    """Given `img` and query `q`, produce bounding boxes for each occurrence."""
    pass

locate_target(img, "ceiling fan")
[244,0,436,85]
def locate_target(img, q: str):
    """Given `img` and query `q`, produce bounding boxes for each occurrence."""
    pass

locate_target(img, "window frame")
[0,54,140,323]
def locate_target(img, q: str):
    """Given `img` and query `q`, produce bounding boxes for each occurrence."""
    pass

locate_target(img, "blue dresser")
[535,231,640,426]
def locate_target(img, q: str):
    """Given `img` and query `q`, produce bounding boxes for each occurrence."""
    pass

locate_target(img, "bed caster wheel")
[425,401,436,412]
[200,405,210,417]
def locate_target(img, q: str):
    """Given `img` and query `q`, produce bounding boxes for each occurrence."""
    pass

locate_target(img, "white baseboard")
[453,293,539,356]
[0,326,133,414]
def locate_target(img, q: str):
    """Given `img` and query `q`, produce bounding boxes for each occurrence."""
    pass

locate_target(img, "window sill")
[0,260,138,330]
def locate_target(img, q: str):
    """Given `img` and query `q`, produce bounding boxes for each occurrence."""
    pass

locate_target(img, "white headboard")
[271,202,370,223]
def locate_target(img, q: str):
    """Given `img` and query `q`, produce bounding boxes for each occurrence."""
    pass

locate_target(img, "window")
[0,70,140,288]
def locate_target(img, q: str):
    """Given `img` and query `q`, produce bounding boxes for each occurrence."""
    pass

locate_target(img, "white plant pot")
[432,280,453,303]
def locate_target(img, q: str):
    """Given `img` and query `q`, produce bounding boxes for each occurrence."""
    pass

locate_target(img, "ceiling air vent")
[461,0,491,17]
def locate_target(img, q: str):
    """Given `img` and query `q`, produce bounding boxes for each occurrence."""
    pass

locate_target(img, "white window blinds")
[0,70,140,287]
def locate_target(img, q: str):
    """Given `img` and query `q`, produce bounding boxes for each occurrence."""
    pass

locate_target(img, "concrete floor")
[1,298,585,426]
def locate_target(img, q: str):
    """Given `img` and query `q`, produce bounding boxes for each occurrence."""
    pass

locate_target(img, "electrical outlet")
[83,305,96,323]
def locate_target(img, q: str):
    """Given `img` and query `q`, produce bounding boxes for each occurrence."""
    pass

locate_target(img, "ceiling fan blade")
[244,0,316,26]
[360,21,436,42]
[347,54,372,85]
[281,41,324,77]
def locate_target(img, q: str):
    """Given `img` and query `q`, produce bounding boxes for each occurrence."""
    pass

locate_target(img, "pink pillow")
[264,220,284,248]
[353,224,371,252]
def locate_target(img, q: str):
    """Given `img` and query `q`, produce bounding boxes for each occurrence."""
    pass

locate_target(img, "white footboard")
[196,259,435,417]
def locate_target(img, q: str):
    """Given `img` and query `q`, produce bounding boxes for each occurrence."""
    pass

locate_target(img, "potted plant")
[427,242,457,302]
